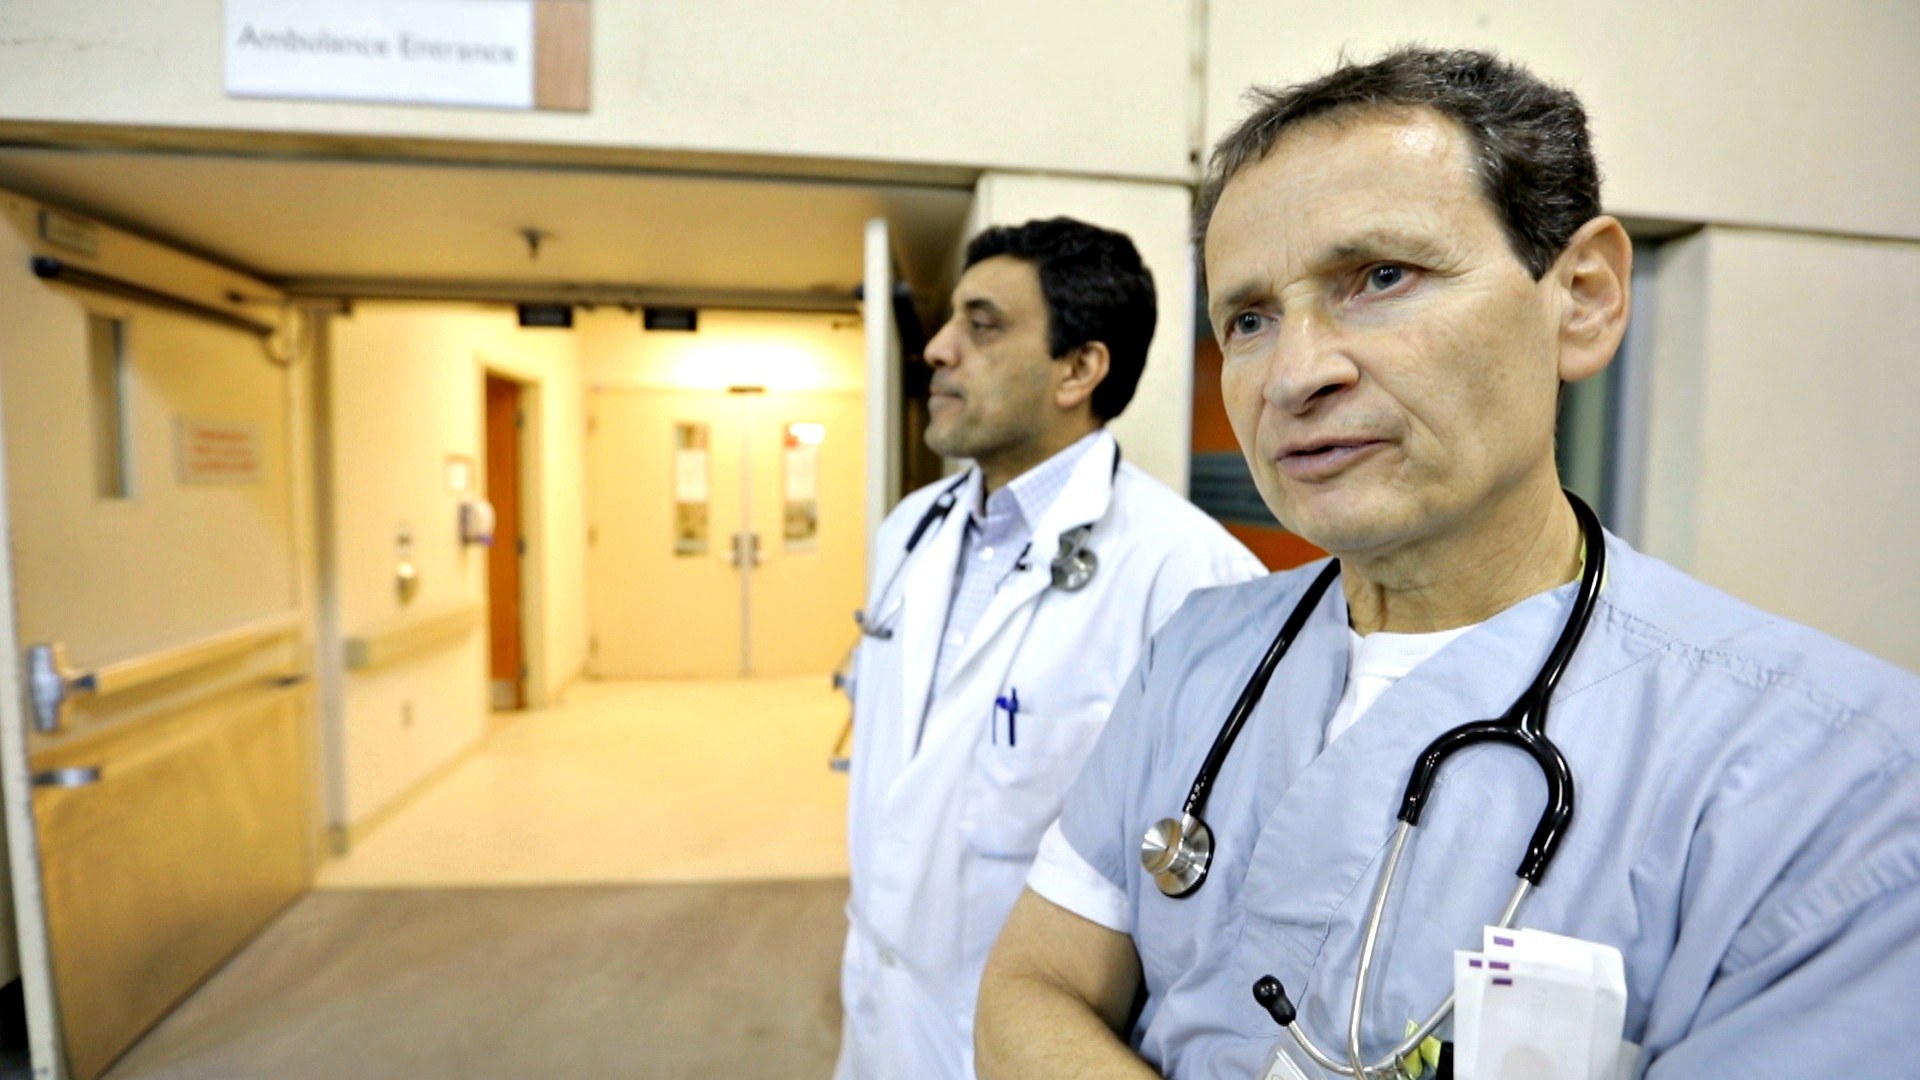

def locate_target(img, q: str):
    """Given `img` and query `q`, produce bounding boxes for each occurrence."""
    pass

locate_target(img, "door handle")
[730,531,763,569]
[26,642,95,734]
[32,766,101,789]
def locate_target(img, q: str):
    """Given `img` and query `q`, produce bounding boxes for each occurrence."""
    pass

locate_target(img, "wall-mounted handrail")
[28,611,305,733]
[343,604,484,672]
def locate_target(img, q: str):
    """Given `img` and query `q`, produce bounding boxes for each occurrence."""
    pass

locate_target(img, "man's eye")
[970,320,997,335]
[1364,264,1407,292]
[1229,311,1265,338]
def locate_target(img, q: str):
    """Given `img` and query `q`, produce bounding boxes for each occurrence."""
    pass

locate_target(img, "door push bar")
[22,614,306,734]
[27,642,92,735]
[25,645,104,786]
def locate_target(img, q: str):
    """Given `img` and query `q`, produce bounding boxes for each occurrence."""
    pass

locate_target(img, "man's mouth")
[1276,438,1385,478]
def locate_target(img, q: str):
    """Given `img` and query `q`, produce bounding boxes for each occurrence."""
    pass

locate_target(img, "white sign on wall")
[177,417,265,485]
[225,0,586,111]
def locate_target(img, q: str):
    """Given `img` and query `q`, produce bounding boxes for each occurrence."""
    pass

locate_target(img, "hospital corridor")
[101,678,853,1079]
[0,3,1916,1079]
[0,141,970,1078]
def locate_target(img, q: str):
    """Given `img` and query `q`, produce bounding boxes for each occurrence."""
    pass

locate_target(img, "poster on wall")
[673,422,710,556]
[783,421,823,550]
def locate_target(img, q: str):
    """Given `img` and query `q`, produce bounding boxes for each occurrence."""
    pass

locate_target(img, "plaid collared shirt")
[928,431,1101,700]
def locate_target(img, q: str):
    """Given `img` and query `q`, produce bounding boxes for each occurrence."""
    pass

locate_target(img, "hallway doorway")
[484,372,529,711]
[586,384,866,679]
[0,141,968,1079]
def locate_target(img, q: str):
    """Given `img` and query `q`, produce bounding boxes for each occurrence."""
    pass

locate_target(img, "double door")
[587,386,865,678]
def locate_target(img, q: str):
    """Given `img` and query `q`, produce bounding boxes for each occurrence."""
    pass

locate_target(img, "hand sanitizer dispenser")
[460,499,497,547]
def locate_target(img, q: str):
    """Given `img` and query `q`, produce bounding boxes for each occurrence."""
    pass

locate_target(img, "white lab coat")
[835,431,1264,1080]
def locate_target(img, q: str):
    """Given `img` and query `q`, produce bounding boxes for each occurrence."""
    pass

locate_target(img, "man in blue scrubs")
[975,48,1920,1078]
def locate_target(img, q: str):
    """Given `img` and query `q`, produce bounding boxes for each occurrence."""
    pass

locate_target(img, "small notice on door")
[177,417,265,485]
[783,421,823,549]
[673,422,710,556]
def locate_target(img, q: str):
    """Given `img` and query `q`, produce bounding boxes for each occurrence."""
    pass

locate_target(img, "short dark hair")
[964,217,1156,422]
[1195,47,1602,281]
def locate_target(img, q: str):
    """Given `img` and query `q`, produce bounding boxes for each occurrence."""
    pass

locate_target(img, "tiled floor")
[88,676,856,1079]
[321,676,853,888]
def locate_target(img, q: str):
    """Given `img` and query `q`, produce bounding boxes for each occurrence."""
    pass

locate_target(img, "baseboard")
[339,734,493,852]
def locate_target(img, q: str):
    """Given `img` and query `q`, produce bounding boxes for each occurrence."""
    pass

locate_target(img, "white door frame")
[0,384,73,1079]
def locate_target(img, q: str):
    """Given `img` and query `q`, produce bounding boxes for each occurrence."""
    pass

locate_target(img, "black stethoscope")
[854,452,1115,640]
[853,474,969,640]
[1139,493,1607,1079]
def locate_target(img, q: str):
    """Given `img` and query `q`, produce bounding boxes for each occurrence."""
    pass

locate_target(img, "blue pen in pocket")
[994,688,1021,747]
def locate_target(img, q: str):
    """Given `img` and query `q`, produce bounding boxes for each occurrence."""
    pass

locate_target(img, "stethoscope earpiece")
[1141,813,1213,898]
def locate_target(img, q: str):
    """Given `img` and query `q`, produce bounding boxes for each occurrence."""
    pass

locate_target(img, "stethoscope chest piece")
[1050,525,1098,592]
[1053,548,1096,592]
[1141,812,1213,898]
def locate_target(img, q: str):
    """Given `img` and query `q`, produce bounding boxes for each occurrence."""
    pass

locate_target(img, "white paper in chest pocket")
[1454,927,1630,1080]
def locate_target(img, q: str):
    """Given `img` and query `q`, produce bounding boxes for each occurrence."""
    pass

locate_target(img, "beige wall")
[1204,1,1920,240]
[1639,228,1920,671]
[0,0,1194,181]
[581,308,865,393]
[966,174,1196,494]
[325,302,586,827]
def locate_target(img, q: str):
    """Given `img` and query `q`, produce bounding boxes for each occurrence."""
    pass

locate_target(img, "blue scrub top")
[1056,532,1920,1078]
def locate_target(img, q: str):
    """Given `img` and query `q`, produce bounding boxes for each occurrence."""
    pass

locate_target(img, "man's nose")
[924,319,960,367]
[1263,307,1357,415]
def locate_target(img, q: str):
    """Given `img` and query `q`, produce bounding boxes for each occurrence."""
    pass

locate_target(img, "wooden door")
[0,193,313,1080]
[485,375,525,709]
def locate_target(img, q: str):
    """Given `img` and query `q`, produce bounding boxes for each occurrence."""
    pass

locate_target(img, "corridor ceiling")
[0,146,973,310]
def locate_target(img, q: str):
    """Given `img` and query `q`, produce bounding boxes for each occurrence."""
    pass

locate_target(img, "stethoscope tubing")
[856,474,969,640]
[858,445,1121,641]
[1241,494,1608,1077]
[1182,560,1341,820]
[1395,493,1605,883]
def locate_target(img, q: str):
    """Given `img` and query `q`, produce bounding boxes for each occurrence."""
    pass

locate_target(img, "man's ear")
[1054,341,1111,412]
[1553,215,1633,384]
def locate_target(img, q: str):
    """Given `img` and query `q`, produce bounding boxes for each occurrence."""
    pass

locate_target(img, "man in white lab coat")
[835,218,1264,1080]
